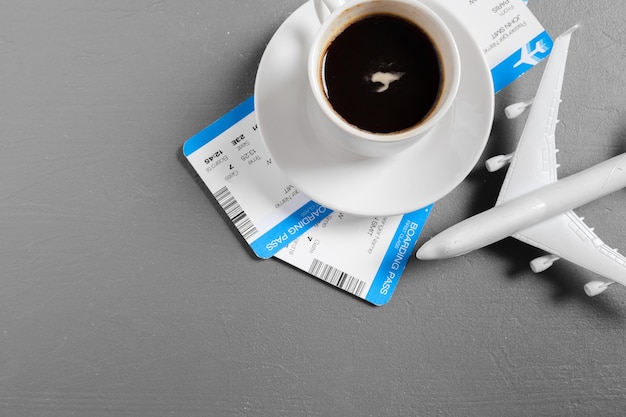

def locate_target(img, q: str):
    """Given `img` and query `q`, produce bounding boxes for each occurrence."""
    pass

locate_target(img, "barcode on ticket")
[213,186,258,240]
[308,259,366,297]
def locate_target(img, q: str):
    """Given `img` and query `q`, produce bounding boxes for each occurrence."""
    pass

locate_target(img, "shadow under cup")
[308,0,461,157]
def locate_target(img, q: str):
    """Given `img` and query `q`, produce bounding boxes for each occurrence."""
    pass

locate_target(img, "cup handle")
[313,0,345,23]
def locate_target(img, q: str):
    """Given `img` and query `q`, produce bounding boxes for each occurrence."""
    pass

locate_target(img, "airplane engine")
[584,281,613,297]
[529,254,560,273]
[504,99,534,119]
[485,153,514,172]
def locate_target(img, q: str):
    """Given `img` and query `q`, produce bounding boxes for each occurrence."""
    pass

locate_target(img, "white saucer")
[255,1,494,217]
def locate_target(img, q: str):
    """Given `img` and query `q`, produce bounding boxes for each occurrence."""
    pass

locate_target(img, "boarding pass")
[183,0,551,305]
[184,98,430,305]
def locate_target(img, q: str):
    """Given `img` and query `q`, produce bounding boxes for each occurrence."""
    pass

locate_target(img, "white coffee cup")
[308,0,461,157]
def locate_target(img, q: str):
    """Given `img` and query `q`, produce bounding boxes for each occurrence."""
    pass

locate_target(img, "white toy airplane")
[417,25,626,297]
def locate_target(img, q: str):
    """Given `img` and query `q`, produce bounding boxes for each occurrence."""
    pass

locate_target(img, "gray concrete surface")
[1,1,625,416]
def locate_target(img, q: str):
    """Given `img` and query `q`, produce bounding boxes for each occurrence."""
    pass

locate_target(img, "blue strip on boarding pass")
[365,206,432,306]
[183,97,255,157]
[250,201,331,258]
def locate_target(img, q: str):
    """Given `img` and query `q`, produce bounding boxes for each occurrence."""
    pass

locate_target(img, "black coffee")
[322,13,442,134]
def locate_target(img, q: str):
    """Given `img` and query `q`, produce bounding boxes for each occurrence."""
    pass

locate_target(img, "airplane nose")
[415,241,438,260]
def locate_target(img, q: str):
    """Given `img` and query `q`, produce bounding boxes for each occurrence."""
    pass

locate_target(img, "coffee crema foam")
[322,13,443,134]
[370,71,405,93]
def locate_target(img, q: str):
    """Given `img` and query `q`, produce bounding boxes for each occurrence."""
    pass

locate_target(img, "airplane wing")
[496,26,579,205]
[513,211,626,286]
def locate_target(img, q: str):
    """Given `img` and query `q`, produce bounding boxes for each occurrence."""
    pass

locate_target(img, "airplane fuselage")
[417,153,626,260]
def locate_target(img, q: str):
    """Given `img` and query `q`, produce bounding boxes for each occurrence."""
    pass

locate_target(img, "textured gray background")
[1,1,625,416]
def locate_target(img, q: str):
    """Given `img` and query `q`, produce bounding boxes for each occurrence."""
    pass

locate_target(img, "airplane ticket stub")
[184,97,329,259]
